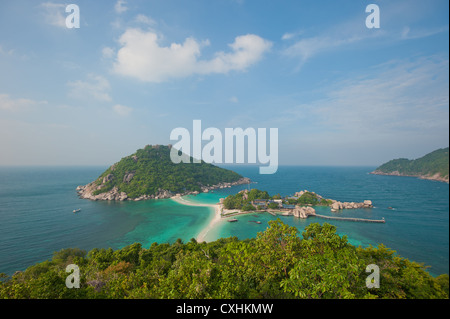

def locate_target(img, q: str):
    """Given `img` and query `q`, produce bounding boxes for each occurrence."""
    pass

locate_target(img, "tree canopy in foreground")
[0,221,448,299]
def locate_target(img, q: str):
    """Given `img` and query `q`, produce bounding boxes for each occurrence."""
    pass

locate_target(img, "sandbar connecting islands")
[171,189,385,243]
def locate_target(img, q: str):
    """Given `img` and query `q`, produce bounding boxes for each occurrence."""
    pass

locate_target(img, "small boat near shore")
[73,209,81,213]
[227,218,238,222]
[249,221,262,224]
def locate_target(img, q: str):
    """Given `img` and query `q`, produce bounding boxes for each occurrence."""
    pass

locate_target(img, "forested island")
[0,221,447,299]
[371,147,449,183]
[76,144,250,201]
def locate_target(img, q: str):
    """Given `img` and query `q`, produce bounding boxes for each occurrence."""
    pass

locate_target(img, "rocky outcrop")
[293,206,316,219]
[123,172,135,183]
[131,189,174,201]
[76,184,128,201]
[102,174,114,184]
[291,188,373,212]
[76,177,251,202]
[330,199,373,212]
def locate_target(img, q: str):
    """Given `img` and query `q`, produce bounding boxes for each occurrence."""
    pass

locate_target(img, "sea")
[0,165,448,277]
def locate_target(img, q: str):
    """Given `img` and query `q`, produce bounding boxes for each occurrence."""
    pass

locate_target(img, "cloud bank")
[113,29,272,82]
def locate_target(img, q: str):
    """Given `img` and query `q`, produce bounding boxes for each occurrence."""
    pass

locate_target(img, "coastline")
[77,177,251,202]
[171,189,378,242]
[370,170,449,183]
[170,195,223,243]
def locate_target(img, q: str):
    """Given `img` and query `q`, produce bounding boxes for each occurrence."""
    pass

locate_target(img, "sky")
[0,0,448,167]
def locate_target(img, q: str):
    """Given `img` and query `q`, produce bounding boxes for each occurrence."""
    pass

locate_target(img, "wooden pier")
[314,214,385,223]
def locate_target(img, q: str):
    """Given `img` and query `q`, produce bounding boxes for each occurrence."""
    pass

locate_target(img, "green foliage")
[241,203,256,211]
[297,192,319,205]
[223,189,333,210]
[223,189,281,210]
[52,248,87,265]
[247,189,270,201]
[292,192,332,206]
[280,223,363,298]
[268,202,279,209]
[320,198,333,206]
[375,147,449,180]
[222,193,244,210]
[92,145,243,198]
[1,221,448,299]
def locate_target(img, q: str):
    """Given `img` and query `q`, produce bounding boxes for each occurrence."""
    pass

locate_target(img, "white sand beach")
[171,195,223,243]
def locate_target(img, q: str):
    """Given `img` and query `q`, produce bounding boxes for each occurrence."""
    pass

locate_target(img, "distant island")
[77,144,250,201]
[371,147,449,183]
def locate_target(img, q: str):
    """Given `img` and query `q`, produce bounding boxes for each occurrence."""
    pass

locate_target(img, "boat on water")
[227,218,238,222]
[73,209,81,213]
[249,221,262,224]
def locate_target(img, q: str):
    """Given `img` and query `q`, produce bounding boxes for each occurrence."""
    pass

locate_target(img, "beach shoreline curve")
[171,195,223,243]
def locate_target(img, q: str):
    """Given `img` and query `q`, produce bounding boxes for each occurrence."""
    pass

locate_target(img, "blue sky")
[0,0,448,166]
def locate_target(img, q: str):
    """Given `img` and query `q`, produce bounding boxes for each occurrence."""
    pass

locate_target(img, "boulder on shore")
[329,199,373,211]
[293,206,316,219]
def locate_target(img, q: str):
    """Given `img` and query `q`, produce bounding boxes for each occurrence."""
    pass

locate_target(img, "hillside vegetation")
[82,145,244,199]
[372,147,449,182]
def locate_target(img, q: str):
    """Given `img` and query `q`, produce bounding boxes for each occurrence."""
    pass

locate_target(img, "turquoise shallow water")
[0,165,448,277]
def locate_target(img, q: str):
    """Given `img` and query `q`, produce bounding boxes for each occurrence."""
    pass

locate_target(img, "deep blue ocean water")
[0,165,448,277]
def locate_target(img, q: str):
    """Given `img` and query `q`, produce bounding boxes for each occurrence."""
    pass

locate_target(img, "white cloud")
[0,94,47,112]
[113,28,272,82]
[283,3,449,71]
[113,29,201,82]
[281,13,384,69]
[40,2,66,28]
[114,0,128,14]
[0,45,14,56]
[274,55,449,165]
[283,31,380,70]
[110,18,123,30]
[113,104,132,116]
[134,14,156,26]
[198,34,273,74]
[102,47,115,59]
[281,33,295,41]
[67,74,112,102]
[281,30,304,41]
[400,25,449,40]
[281,56,449,136]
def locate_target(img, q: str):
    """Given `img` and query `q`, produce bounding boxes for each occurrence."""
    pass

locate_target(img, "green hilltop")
[372,147,449,183]
[77,144,248,200]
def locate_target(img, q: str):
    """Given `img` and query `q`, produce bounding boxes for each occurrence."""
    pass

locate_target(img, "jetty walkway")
[314,214,385,223]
